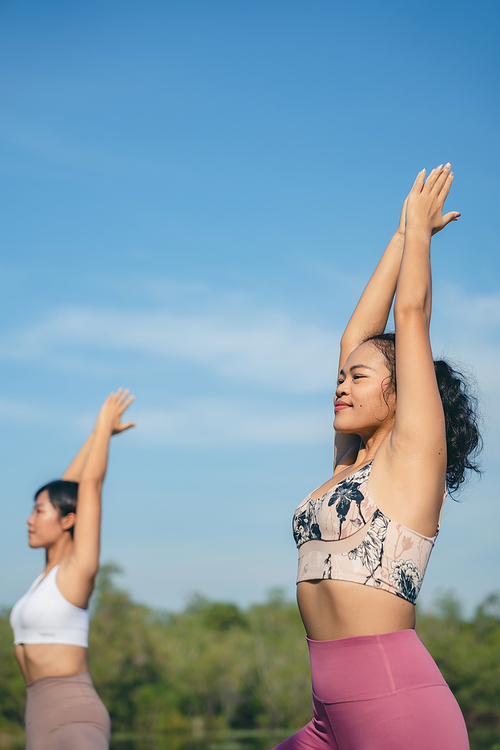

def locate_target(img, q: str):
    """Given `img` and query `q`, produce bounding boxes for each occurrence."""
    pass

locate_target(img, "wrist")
[93,419,113,438]
[405,220,432,243]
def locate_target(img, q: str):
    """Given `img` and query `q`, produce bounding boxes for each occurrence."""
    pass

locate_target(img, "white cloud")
[0,302,339,394]
[438,285,500,335]
[1,392,331,447]
[2,281,500,449]
[0,398,47,423]
[132,398,332,446]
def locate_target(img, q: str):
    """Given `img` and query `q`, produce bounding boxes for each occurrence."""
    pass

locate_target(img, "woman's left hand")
[405,164,461,237]
[95,388,136,435]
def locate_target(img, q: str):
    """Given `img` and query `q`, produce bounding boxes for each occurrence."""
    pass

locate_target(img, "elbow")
[78,477,104,492]
[393,303,430,328]
[340,332,361,354]
[340,334,350,352]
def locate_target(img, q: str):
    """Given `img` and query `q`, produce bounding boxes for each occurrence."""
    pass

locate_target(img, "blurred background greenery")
[1,565,499,750]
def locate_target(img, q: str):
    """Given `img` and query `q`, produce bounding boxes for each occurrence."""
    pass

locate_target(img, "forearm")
[394,223,432,323]
[62,433,95,481]
[79,424,112,486]
[341,230,404,353]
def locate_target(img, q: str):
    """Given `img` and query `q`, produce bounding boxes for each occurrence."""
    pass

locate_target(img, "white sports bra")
[10,565,89,647]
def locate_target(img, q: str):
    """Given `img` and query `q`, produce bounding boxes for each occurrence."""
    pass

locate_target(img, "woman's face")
[27,491,73,549]
[334,341,395,436]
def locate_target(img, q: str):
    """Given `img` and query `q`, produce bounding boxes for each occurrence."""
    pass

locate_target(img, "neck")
[354,423,393,464]
[45,535,73,571]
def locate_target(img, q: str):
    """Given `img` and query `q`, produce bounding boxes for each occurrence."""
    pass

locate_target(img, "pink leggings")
[274,629,469,750]
[25,672,110,749]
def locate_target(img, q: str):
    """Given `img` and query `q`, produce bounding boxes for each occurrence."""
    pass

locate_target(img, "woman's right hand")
[405,164,461,237]
[94,388,135,436]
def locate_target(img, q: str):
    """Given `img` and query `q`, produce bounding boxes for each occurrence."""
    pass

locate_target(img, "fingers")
[410,168,426,193]
[107,388,135,407]
[101,388,135,415]
[114,388,129,405]
[431,208,460,235]
[117,421,136,432]
[424,165,444,191]
[120,395,135,413]
[442,210,461,225]
[434,163,452,195]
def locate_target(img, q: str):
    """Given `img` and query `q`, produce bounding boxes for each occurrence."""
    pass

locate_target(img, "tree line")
[1,565,499,749]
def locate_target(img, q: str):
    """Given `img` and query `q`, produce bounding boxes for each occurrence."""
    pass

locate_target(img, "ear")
[61,512,76,533]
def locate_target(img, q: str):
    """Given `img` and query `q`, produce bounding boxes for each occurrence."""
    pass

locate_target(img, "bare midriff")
[14,644,88,685]
[297,579,415,641]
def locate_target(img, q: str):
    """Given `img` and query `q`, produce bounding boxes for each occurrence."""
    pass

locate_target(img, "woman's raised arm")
[388,165,460,510]
[62,434,95,482]
[59,389,135,607]
[335,199,407,468]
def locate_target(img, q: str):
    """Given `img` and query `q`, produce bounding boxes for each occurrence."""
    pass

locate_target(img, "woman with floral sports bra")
[9,389,135,750]
[273,166,481,750]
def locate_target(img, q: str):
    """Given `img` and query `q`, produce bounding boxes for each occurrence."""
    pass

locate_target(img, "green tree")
[1,566,499,748]
[0,610,25,734]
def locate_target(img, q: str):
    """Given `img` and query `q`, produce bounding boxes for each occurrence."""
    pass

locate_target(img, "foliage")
[417,591,500,733]
[85,567,311,734]
[1,566,499,746]
[0,610,25,735]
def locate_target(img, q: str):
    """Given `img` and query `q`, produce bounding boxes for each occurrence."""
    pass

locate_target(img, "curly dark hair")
[364,332,482,494]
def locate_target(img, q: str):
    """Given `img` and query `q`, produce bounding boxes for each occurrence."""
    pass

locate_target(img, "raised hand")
[406,164,461,237]
[95,388,135,436]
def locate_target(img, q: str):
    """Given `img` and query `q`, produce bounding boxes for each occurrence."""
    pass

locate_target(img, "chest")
[293,463,376,545]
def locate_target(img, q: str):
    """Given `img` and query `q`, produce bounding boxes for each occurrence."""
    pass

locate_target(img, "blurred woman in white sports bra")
[10,389,135,750]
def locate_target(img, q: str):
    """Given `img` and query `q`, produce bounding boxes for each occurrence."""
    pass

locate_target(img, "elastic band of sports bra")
[297,510,438,557]
[298,517,375,555]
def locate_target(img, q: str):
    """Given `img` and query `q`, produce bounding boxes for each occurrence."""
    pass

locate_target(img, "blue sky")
[1,0,499,616]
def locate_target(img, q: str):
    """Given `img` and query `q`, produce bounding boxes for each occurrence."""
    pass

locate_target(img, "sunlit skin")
[14,389,135,684]
[297,343,414,641]
[27,491,76,552]
[298,165,457,641]
[16,493,89,683]
[333,342,396,447]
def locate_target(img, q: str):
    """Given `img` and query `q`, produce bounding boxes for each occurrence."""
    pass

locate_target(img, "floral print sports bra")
[293,462,439,604]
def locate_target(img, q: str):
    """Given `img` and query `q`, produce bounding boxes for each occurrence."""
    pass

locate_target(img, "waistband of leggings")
[306,628,446,702]
[306,628,418,647]
[307,627,418,650]
[26,670,92,692]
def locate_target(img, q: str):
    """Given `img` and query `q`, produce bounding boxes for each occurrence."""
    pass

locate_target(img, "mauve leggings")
[273,629,469,750]
[25,672,110,750]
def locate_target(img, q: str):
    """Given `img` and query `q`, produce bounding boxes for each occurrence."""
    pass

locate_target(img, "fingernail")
[450,171,454,177]
[445,162,451,169]
[437,164,443,170]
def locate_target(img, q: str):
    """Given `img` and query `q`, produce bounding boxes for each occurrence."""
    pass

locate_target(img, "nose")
[336,380,350,399]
